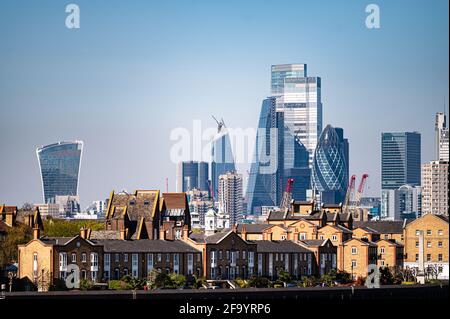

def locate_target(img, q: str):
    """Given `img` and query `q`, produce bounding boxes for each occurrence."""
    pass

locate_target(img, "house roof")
[338,213,352,222]
[251,240,312,253]
[96,239,200,253]
[237,224,272,233]
[353,226,380,234]
[300,239,327,246]
[90,230,122,240]
[343,237,377,246]
[267,211,286,220]
[107,190,159,221]
[353,221,404,234]
[161,193,187,209]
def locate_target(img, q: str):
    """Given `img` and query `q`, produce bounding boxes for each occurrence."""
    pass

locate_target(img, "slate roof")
[96,239,200,253]
[90,230,121,240]
[353,221,404,234]
[237,224,272,233]
[161,193,187,209]
[39,237,75,246]
[251,240,312,253]
[300,239,327,246]
[108,190,159,221]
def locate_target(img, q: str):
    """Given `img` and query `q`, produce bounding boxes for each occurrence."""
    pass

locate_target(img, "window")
[124,254,128,262]
[166,254,170,263]
[438,254,443,262]
[157,254,162,262]
[438,230,443,236]
[332,235,337,241]
[226,251,230,260]
[415,241,419,248]
[236,250,239,259]
[427,230,432,236]
[381,260,385,267]
[380,247,385,255]
[351,260,357,268]
[197,254,201,262]
[281,235,286,240]
[427,242,432,248]
[81,253,87,263]
[242,251,246,260]
[299,233,306,240]
[33,253,38,278]
[351,247,357,255]
[384,235,389,240]
[427,254,431,262]
[415,230,420,236]
[81,269,87,279]
[115,253,120,262]
[147,254,154,274]
[71,253,77,263]
[219,250,223,260]
[132,254,139,278]
[438,241,443,248]
[123,268,129,276]
[319,235,324,240]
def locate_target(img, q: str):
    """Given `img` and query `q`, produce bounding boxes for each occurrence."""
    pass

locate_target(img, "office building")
[218,171,243,225]
[176,161,209,193]
[36,141,83,204]
[436,112,449,161]
[186,188,213,228]
[381,132,421,190]
[312,125,349,204]
[421,161,449,216]
[210,119,235,199]
[380,185,422,221]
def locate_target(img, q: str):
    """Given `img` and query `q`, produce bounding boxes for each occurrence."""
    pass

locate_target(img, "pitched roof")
[90,230,122,240]
[96,239,200,253]
[267,211,286,220]
[353,221,404,234]
[251,240,312,253]
[237,224,272,233]
[343,237,377,246]
[107,190,159,221]
[338,213,352,222]
[300,239,327,246]
[161,193,188,209]
[354,226,380,234]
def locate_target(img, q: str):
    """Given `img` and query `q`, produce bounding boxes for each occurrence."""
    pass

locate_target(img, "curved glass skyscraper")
[312,125,349,204]
[210,119,235,198]
[36,141,83,203]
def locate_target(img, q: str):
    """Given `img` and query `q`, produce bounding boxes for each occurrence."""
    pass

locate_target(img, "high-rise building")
[421,161,449,216]
[312,125,349,204]
[36,141,83,203]
[436,112,449,161]
[210,118,236,198]
[271,64,323,167]
[176,161,209,192]
[218,171,243,225]
[380,185,422,221]
[186,188,213,228]
[246,97,311,214]
[381,132,421,190]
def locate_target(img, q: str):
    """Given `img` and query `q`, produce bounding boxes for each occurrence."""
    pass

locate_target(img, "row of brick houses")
[14,190,449,289]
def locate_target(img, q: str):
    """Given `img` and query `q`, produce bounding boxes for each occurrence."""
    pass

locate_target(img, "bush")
[80,279,93,290]
[248,276,270,288]
[278,269,292,283]
[298,276,317,287]
[169,273,186,288]
[191,276,206,289]
[109,280,127,290]
[235,278,249,288]
[122,275,146,290]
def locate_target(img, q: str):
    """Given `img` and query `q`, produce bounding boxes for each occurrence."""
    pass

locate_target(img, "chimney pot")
[33,225,40,240]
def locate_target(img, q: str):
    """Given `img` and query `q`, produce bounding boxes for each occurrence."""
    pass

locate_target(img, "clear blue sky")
[0,0,448,207]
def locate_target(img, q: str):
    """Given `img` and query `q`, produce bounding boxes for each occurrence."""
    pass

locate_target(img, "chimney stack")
[182,224,189,240]
[33,224,40,240]
[159,228,166,240]
[120,228,127,240]
[241,224,247,241]
[80,227,86,239]
[232,224,237,233]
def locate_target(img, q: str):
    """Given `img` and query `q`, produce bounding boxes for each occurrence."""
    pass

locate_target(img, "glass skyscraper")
[246,97,311,214]
[210,119,235,199]
[36,141,83,203]
[381,132,421,190]
[271,64,322,167]
[176,161,209,192]
[246,64,322,214]
[312,125,349,204]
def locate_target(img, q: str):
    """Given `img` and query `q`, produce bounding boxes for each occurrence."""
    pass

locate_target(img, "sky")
[0,0,448,208]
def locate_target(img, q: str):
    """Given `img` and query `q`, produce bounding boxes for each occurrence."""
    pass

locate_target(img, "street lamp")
[7,271,16,292]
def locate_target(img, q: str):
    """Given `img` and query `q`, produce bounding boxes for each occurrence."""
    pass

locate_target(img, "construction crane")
[353,174,369,208]
[280,178,294,211]
[342,175,356,214]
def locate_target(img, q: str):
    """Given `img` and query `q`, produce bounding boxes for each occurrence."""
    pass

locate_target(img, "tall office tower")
[246,97,311,214]
[210,118,235,199]
[218,171,243,225]
[421,161,449,216]
[380,185,422,221]
[176,161,209,192]
[436,112,449,161]
[312,125,349,204]
[186,188,213,228]
[271,64,323,167]
[36,141,83,204]
[381,132,421,190]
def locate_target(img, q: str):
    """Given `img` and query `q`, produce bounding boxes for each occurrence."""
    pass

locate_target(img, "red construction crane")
[354,174,369,208]
[280,178,294,211]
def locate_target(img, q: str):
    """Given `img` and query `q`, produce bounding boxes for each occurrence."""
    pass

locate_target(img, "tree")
[248,276,270,288]
[379,267,395,285]
[278,269,291,283]
[0,224,32,266]
[21,203,34,211]
[169,273,186,288]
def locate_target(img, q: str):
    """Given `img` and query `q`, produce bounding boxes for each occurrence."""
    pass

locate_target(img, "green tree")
[170,273,186,288]
[248,276,270,288]
[0,224,32,266]
[278,269,292,283]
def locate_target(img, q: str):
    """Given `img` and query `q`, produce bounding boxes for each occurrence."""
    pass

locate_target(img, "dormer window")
[129,201,136,205]
[144,200,150,205]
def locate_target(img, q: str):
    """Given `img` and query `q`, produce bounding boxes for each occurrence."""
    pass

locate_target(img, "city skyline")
[0,0,449,208]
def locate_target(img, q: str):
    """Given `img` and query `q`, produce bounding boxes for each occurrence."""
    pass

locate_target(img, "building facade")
[381,185,422,220]
[381,132,421,190]
[312,125,349,205]
[218,172,243,225]
[36,141,83,204]
[176,161,209,193]
[421,161,449,216]
[435,112,449,161]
